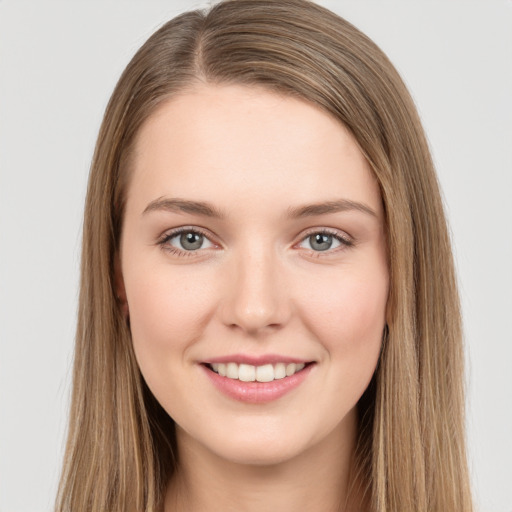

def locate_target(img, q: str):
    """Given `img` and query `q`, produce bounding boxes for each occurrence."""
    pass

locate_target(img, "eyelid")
[157,226,220,255]
[295,227,354,253]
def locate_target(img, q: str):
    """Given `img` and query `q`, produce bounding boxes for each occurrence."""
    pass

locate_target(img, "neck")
[164,408,366,512]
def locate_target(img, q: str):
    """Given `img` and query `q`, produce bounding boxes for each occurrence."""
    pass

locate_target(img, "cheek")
[298,265,388,363]
[125,265,214,377]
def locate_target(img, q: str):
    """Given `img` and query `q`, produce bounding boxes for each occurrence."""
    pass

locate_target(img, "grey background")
[0,1,511,511]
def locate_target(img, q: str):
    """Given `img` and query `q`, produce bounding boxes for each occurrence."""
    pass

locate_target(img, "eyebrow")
[286,199,377,219]
[142,197,225,218]
[142,197,377,219]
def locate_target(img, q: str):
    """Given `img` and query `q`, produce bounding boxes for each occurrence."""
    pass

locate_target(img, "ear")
[114,252,129,319]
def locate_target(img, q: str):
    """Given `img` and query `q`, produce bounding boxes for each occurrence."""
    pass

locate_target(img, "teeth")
[274,363,286,380]
[226,362,239,379]
[285,363,296,376]
[209,361,307,381]
[238,364,256,382]
[256,364,274,382]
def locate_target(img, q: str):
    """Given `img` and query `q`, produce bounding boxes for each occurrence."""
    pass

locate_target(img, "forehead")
[126,83,382,218]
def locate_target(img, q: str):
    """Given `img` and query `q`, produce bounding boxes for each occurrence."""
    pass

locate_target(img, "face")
[118,84,388,465]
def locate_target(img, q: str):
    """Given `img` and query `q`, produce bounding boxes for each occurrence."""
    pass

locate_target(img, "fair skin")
[117,84,388,512]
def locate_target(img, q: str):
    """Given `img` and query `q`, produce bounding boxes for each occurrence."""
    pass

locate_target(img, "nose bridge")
[222,238,288,334]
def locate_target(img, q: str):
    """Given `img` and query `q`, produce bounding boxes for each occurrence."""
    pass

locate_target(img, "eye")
[160,228,215,253]
[298,230,352,252]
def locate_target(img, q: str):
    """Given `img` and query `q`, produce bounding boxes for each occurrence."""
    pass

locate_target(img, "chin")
[191,417,320,467]
[211,437,305,467]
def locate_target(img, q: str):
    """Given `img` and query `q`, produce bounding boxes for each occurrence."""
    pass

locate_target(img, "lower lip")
[201,364,314,403]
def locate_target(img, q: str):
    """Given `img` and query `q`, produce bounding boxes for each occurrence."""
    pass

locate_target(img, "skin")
[117,84,389,511]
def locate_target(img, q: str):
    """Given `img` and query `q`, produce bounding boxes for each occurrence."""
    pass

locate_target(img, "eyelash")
[157,227,354,257]
[157,226,214,258]
[299,228,354,256]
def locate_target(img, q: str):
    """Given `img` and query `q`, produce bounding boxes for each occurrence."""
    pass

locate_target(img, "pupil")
[310,233,332,251]
[180,232,203,250]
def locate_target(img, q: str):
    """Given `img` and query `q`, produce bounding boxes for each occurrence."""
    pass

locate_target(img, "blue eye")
[298,231,351,252]
[307,233,337,251]
[163,229,214,252]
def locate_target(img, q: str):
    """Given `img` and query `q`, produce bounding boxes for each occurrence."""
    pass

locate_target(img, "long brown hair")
[56,1,473,510]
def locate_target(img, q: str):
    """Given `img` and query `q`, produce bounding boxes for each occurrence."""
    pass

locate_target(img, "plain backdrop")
[0,1,511,511]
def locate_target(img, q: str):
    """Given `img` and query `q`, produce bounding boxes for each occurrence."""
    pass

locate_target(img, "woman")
[56,1,473,510]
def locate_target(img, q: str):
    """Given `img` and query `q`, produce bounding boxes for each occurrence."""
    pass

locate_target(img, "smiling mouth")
[204,362,313,382]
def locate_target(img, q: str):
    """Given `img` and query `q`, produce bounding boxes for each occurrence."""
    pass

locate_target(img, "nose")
[219,244,291,336]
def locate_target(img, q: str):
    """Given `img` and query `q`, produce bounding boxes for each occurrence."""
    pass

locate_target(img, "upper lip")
[203,354,313,366]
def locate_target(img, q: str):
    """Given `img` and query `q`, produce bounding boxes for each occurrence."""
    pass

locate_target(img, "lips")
[201,355,315,403]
